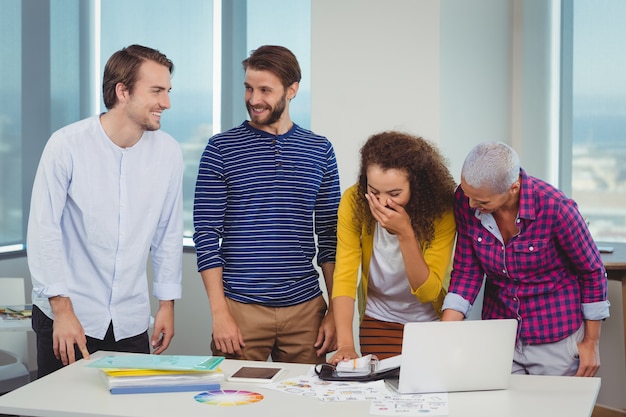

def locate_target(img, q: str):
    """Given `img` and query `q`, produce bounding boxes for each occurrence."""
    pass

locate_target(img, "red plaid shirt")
[447,169,609,344]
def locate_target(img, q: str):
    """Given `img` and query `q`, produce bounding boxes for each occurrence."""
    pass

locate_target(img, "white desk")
[0,316,31,332]
[0,305,32,332]
[0,351,601,417]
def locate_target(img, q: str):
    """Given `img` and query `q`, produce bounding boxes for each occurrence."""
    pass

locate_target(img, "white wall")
[439,0,515,180]
[311,0,554,187]
[311,0,441,190]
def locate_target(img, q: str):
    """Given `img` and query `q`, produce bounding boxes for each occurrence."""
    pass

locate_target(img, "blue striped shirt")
[193,121,340,306]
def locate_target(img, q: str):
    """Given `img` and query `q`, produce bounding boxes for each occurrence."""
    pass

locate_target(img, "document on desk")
[265,365,383,400]
[370,393,449,416]
[265,364,449,415]
[86,354,225,371]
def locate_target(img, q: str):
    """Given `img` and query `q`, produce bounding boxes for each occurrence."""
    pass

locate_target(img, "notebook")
[386,319,518,394]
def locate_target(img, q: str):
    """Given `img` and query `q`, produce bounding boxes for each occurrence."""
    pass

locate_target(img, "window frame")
[1,0,312,256]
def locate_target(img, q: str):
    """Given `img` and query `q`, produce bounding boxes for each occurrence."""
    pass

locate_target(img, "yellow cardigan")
[332,184,456,320]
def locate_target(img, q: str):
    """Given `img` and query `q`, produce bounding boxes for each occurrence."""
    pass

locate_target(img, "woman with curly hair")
[329,131,457,363]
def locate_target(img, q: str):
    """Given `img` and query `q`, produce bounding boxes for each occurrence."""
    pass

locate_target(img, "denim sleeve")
[442,292,473,318]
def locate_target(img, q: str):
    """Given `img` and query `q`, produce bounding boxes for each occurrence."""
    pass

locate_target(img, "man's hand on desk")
[50,296,90,365]
[151,300,175,354]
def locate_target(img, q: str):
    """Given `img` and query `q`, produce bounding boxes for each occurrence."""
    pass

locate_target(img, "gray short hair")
[461,142,520,194]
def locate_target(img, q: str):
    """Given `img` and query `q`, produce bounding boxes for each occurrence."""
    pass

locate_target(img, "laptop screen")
[389,319,517,394]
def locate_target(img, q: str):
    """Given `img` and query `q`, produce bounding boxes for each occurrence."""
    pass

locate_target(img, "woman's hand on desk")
[328,346,359,365]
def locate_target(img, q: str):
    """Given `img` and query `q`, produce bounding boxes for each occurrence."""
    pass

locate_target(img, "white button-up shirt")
[27,115,183,340]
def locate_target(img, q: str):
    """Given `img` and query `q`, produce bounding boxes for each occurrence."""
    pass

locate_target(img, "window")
[0,1,22,250]
[0,0,311,252]
[247,0,311,129]
[563,0,626,242]
[0,1,85,254]
[100,0,214,238]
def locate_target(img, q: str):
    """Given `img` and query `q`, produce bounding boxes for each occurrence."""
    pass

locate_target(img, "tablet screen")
[228,366,284,383]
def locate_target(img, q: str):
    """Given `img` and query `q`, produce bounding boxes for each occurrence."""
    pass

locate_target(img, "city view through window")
[570,0,626,243]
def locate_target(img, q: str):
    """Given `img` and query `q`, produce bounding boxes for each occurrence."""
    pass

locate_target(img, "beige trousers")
[212,295,327,364]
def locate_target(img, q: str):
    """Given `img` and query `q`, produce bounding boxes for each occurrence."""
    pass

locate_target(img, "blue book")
[109,382,221,394]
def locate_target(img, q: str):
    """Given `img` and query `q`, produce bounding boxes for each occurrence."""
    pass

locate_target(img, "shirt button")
[477,237,482,243]
[516,218,521,224]
[517,316,522,321]
[502,269,506,274]
[513,297,518,302]
[529,246,534,251]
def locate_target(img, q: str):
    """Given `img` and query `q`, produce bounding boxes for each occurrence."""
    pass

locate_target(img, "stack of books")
[87,354,225,394]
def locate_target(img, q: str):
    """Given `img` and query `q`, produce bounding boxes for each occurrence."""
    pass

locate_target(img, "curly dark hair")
[355,131,456,247]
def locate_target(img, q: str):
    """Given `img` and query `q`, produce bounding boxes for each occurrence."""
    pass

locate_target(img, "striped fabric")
[193,121,340,306]
[359,315,404,360]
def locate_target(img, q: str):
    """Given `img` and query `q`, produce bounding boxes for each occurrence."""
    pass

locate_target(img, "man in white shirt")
[27,45,183,378]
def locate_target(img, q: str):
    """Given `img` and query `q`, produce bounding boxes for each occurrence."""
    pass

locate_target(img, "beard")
[247,92,287,126]
[127,105,161,132]
[140,119,160,131]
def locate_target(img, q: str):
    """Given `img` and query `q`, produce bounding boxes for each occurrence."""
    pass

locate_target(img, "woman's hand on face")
[365,192,412,236]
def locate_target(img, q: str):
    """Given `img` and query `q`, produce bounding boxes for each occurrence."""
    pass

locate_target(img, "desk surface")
[0,351,601,417]
[0,315,31,332]
[597,241,626,271]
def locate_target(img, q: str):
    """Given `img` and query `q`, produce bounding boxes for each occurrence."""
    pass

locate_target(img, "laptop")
[386,319,518,394]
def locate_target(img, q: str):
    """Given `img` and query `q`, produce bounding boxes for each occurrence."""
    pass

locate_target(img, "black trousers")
[32,304,150,378]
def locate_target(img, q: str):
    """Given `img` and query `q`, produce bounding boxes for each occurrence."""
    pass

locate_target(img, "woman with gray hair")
[461,142,520,194]
[442,141,609,377]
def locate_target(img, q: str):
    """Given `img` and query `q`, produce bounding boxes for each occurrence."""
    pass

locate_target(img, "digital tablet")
[227,366,285,383]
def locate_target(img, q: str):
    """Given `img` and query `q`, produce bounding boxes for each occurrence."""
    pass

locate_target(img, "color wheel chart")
[194,389,264,406]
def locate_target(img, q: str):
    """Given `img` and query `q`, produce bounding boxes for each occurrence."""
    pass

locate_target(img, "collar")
[517,168,536,221]
[243,120,298,139]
